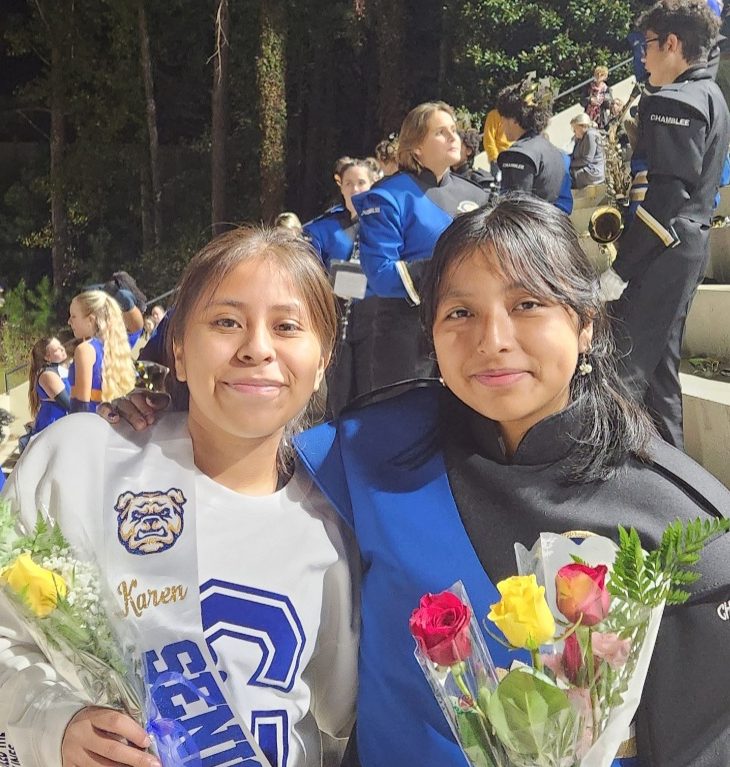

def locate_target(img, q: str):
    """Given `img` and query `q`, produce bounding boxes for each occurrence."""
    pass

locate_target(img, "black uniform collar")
[415,168,453,188]
[441,388,587,466]
[674,62,713,83]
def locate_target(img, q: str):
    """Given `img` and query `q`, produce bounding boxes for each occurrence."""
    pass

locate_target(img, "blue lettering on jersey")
[145,640,264,766]
[201,580,306,767]
[252,710,289,767]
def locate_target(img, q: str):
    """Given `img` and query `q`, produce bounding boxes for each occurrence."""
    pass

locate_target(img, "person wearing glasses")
[600,0,730,450]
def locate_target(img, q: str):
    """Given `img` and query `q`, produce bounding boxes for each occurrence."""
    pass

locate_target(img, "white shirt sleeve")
[0,432,93,767]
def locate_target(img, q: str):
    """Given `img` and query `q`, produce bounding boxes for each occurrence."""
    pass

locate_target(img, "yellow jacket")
[482,109,512,161]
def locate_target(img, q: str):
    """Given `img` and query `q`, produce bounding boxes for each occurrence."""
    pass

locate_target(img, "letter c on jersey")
[201,580,306,767]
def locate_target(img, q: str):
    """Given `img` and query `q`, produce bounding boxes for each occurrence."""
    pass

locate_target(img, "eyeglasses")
[638,36,661,55]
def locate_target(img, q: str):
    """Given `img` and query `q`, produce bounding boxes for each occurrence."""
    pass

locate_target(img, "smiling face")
[432,248,593,453]
[44,337,67,364]
[414,110,462,176]
[173,257,328,449]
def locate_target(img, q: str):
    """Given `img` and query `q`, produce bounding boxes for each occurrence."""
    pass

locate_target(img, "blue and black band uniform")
[303,205,377,416]
[353,169,490,389]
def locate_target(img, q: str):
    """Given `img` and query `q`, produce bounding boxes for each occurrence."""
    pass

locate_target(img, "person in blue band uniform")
[67,290,136,413]
[600,0,730,449]
[353,102,490,389]
[304,158,380,415]
[496,77,574,214]
[27,337,71,436]
[295,197,730,767]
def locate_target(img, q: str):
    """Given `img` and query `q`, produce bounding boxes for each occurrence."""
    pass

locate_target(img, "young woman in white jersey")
[0,228,358,767]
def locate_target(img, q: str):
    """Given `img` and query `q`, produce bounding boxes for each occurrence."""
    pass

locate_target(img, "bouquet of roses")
[409,518,729,767]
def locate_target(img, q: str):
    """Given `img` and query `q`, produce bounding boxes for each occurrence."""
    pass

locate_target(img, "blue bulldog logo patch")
[115,488,187,555]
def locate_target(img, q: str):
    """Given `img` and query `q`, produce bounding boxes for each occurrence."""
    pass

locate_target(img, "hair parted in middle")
[397,101,457,174]
[420,194,656,483]
[165,226,338,472]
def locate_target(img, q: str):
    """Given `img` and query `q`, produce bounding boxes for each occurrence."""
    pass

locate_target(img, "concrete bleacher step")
[707,225,730,282]
[681,284,730,487]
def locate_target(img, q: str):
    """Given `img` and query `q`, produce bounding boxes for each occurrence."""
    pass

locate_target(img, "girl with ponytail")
[27,337,71,434]
[67,290,136,411]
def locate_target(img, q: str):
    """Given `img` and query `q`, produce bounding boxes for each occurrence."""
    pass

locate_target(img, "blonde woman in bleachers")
[67,290,136,413]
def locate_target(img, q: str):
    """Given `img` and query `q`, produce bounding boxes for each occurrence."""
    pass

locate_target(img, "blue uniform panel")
[353,171,486,300]
[68,336,104,411]
[303,205,357,271]
[296,388,639,767]
[557,151,574,214]
[33,366,70,434]
[127,328,143,350]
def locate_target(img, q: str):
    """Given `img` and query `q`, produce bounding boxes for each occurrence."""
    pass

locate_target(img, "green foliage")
[0,277,55,370]
[445,0,644,118]
[609,518,730,607]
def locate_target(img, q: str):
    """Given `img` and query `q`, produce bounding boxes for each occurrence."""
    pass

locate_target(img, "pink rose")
[555,563,611,627]
[591,631,631,669]
[409,591,472,666]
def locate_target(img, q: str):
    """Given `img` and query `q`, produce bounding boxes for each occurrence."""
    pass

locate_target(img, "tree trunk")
[138,0,162,247]
[372,0,406,136]
[211,0,230,236]
[50,42,68,297]
[140,159,153,253]
[257,0,287,223]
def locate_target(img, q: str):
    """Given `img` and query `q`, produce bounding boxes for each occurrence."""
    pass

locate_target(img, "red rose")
[555,563,610,627]
[409,591,472,666]
[562,632,584,684]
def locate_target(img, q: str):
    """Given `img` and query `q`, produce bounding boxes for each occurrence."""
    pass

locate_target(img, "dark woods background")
[0,0,644,308]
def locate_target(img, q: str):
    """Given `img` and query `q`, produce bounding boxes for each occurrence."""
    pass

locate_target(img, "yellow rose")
[487,574,555,650]
[1,553,67,617]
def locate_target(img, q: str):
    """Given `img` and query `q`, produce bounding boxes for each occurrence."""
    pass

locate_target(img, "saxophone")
[588,83,643,249]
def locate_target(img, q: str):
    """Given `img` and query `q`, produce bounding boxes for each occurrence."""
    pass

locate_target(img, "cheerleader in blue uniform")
[67,290,136,413]
[353,102,490,389]
[296,196,730,767]
[27,337,70,435]
[496,78,573,214]
[304,158,381,415]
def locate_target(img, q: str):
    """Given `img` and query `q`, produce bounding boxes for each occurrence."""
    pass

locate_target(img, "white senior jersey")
[196,468,357,767]
[0,413,357,767]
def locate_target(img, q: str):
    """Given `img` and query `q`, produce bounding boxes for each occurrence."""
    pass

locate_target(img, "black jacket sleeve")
[498,150,537,194]
[614,95,707,281]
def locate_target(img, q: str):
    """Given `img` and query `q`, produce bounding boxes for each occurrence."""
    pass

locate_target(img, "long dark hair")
[420,194,656,483]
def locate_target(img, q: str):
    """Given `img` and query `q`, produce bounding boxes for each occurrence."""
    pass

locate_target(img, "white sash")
[102,416,271,766]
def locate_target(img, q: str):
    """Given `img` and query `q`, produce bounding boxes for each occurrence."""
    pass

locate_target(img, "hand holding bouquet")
[0,499,189,767]
[410,518,729,767]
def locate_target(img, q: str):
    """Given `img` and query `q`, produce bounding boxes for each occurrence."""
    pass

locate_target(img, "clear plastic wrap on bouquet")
[411,519,728,767]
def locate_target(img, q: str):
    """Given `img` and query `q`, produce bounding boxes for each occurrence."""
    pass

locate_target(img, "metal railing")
[553,56,634,107]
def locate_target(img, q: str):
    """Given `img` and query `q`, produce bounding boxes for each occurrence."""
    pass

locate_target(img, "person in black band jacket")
[601,0,730,449]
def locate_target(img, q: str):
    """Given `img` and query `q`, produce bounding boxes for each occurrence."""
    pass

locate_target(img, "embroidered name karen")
[118,578,188,618]
[649,114,690,127]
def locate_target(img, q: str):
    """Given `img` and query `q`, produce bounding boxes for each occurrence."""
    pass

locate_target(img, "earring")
[578,353,593,376]
[438,376,446,387]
